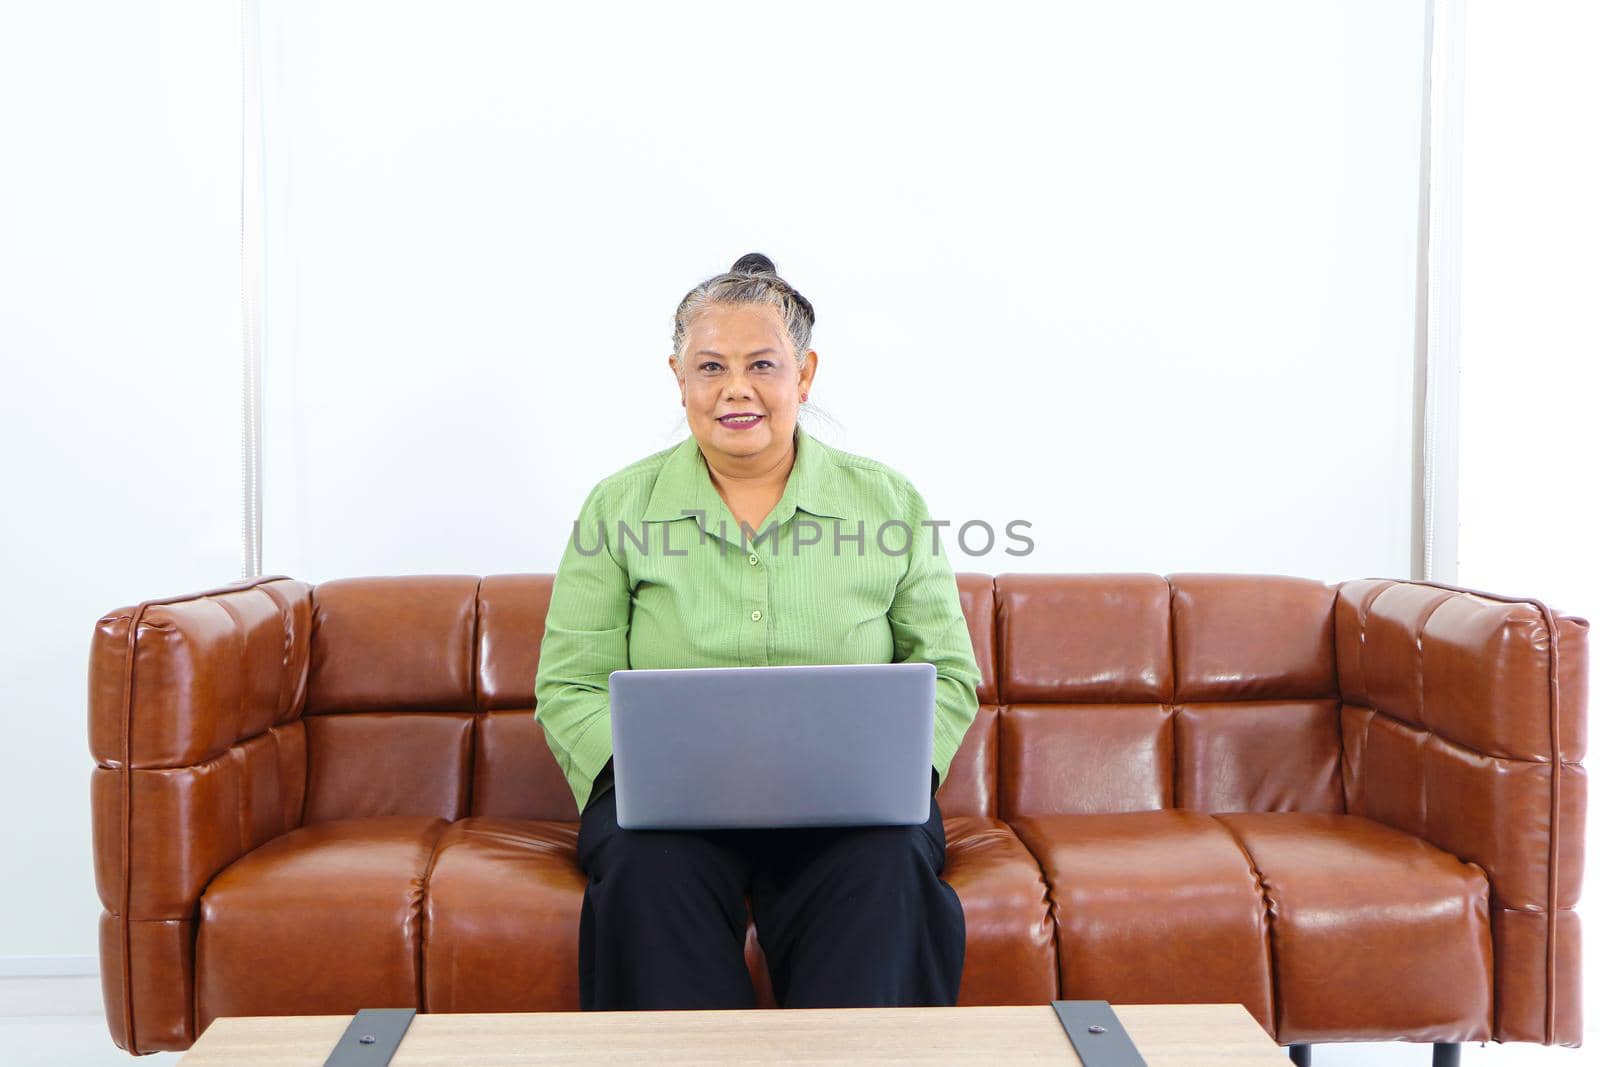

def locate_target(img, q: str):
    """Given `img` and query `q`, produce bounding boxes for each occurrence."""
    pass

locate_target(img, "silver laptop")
[608,662,936,830]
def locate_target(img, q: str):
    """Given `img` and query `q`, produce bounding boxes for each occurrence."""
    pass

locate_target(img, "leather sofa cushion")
[421,817,585,1011]
[1001,704,1174,816]
[307,576,479,713]
[1006,809,1497,1045]
[303,712,474,823]
[1173,700,1343,813]
[196,815,448,1035]
[1216,813,1492,1043]
[998,574,1173,703]
[933,705,999,819]
[1168,574,1336,701]
[472,710,581,822]
[421,815,1057,1011]
[1009,810,1276,1035]
[196,812,1057,1016]
[940,816,1057,1005]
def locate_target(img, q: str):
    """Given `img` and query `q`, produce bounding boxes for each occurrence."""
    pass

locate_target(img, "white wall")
[0,1,243,968]
[259,0,1428,585]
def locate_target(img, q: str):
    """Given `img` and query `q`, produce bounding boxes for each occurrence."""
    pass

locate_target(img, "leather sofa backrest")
[993,573,1341,818]
[292,572,1347,825]
[301,575,575,823]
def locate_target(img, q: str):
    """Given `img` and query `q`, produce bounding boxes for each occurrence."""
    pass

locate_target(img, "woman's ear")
[666,353,685,404]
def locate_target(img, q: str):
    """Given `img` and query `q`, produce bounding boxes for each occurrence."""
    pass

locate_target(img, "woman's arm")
[534,482,631,814]
[888,481,982,790]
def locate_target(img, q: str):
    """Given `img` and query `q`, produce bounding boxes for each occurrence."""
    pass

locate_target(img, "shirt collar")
[642,423,847,528]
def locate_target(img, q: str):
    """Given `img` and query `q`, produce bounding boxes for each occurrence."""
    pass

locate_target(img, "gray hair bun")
[730,252,778,275]
[727,252,814,327]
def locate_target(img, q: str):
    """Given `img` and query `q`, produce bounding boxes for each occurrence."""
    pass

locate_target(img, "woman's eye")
[700,362,722,373]
[754,360,775,370]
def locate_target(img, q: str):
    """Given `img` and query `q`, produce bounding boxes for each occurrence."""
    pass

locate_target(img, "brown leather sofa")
[88,572,1587,1054]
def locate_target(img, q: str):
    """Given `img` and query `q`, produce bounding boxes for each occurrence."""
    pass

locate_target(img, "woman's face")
[669,303,816,470]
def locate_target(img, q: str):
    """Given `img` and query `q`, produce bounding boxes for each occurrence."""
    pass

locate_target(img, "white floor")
[0,975,1591,1065]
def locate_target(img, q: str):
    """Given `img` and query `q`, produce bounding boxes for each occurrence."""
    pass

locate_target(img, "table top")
[179,1003,1288,1065]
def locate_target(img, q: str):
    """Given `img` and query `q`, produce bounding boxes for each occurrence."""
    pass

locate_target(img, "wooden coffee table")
[178,1003,1288,1064]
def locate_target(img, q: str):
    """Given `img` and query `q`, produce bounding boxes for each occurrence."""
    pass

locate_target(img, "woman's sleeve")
[888,481,982,790]
[534,482,631,813]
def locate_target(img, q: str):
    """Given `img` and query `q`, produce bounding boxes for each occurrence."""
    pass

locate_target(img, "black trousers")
[575,773,965,1010]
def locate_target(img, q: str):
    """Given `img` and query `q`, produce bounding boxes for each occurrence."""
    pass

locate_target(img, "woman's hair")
[670,253,816,377]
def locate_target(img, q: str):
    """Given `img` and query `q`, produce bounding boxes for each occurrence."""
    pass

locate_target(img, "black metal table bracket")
[1052,1000,1148,1066]
[322,1007,417,1067]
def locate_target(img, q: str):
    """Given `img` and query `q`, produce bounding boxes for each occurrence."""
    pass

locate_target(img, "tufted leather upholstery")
[88,572,1587,1053]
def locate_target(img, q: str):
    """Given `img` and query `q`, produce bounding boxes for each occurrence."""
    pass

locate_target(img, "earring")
[801,392,808,402]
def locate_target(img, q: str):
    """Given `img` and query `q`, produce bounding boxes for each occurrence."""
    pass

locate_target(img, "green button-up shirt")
[533,423,982,815]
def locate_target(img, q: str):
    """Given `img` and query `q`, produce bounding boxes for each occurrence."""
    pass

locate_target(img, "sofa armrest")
[1334,578,1588,1045]
[88,575,312,1053]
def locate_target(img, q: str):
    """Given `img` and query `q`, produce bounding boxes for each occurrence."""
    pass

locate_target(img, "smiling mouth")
[718,414,764,425]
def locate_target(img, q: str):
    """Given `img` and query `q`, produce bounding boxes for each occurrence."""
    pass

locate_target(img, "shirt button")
[748,554,760,566]
[750,610,762,622]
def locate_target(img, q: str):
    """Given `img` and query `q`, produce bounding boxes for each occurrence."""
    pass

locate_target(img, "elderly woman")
[534,253,980,1011]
